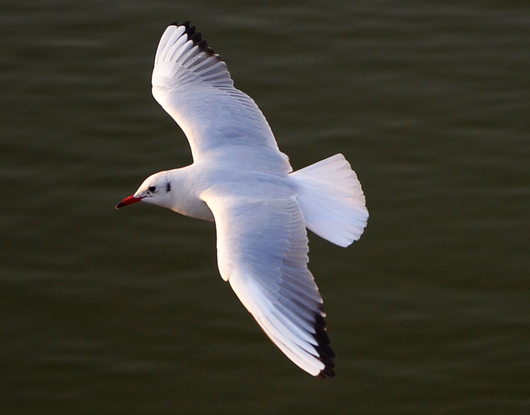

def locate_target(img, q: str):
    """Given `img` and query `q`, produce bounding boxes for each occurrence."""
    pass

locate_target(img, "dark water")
[1,1,529,414]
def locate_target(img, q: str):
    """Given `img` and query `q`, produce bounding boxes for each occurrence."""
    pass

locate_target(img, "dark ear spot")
[166,182,171,192]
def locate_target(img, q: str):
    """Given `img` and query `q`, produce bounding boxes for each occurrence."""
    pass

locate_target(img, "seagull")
[116,21,368,379]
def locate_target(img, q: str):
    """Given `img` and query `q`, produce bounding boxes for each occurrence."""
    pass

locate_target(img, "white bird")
[116,22,368,379]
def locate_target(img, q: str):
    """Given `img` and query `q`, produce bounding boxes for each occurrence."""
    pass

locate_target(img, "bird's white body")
[117,22,368,379]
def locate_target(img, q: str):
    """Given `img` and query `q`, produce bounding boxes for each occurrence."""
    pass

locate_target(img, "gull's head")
[115,171,173,210]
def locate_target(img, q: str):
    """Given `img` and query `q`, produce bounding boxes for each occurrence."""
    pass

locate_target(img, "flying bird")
[116,22,368,379]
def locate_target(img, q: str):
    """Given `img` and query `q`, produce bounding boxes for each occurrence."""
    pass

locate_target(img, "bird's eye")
[148,186,157,192]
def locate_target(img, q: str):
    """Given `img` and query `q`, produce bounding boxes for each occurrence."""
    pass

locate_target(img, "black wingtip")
[318,366,336,380]
[168,21,216,56]
[312,308,336,380]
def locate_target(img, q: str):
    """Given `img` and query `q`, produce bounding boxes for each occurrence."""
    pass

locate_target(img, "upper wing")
[152,22,282,162]
[202,184,336,378]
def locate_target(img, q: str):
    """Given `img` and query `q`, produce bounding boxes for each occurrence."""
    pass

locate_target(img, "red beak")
[115,195,143,209]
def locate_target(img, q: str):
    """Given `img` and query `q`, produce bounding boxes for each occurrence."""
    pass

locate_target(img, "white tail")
[290,154,368,247]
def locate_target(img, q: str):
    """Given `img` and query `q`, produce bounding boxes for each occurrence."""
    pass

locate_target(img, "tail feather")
[291,154,368,247]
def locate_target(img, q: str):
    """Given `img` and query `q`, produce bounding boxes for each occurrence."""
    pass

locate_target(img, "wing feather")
[203,187,336,378]
[151,22,282,161]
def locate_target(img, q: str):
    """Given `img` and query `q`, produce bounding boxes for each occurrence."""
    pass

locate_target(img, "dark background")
[1,1,529,414]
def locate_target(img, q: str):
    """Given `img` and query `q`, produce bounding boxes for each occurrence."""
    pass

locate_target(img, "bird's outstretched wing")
[202,183,336,378]
[152,22,284,163]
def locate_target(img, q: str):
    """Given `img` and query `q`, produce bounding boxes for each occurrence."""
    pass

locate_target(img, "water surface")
[1,1,529,414]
